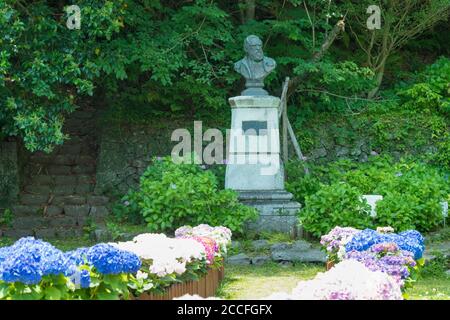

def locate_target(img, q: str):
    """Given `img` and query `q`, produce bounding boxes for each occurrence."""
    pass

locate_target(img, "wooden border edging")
[135,266,225,300]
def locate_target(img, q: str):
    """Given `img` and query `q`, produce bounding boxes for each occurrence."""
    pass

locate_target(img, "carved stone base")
[238,190,302,235]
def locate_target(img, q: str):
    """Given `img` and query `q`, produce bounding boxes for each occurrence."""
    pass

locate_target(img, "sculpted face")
[245,36,264,62]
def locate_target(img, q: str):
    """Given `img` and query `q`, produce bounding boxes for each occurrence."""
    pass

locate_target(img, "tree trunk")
[368,60,386,99]
[245,0,256,22]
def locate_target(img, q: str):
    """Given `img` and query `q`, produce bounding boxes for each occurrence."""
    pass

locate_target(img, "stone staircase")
[1,106,110,239]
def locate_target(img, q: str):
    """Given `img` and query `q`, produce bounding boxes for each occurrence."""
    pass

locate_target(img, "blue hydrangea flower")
[0,248,43,284]
[65,247,89,266]
[80,269,91,288]
[0,237,142,286]
[0,237,72,284]
[86,244,141,274]
[345,229,424,260]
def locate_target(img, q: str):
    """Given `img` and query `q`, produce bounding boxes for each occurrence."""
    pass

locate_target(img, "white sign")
[362,195,383,217]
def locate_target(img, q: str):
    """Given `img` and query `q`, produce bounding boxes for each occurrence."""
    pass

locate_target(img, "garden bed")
[0,224,231,300]
[135,266,224,300]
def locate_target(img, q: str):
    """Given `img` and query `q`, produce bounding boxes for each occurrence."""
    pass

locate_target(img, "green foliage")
[0,208,13,227]
[290,157,449,237]
[114,156,258,235]
[433,136,450,168]
[399,57,450,115]
[0,0,391,148]
[286,173,321,206]
[420,252,449,278]
[0,1,126,152]
[375,162,448,232]
[0,267,133,300]
[299,182,373,237]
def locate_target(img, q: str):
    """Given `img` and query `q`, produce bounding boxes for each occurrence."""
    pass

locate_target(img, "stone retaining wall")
[95,122,183,196]
[0,141,21,207]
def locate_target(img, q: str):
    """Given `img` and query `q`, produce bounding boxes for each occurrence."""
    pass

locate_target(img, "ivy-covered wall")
[296,110,447,164]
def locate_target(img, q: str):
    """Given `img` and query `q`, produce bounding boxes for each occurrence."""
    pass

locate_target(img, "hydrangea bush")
[265,260,403,300]
[0,238,141,300]
[321,226,425,291]
[0,224,231,300]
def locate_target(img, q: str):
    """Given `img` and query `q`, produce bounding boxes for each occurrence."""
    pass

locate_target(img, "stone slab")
[225,154,284,190]
[229,96,280,109]
[240,190,301,235]
[227,253,251,265]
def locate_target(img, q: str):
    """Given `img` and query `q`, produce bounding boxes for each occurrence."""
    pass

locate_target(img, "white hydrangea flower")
[262,260,403,300]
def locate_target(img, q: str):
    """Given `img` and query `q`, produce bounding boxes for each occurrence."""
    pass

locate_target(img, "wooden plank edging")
[134,266,224,300]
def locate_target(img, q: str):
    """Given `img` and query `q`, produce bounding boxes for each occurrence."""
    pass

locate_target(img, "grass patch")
[217,262,324,299]
[217,262,450,300]
[105,220,154,240]
[406,276,450,300]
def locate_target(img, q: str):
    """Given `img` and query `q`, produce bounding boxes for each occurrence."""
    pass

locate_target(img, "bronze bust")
[234,35,276,96]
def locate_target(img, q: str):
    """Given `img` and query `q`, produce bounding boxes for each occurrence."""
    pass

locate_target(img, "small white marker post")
[361,195,383,217]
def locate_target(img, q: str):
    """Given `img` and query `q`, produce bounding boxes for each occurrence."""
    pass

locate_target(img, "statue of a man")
[234,35,276,96]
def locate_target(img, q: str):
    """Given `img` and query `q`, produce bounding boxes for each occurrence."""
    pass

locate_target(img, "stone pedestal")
[225,96,301,235]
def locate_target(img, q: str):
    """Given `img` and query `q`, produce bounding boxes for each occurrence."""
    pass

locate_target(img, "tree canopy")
[1,0,449,152]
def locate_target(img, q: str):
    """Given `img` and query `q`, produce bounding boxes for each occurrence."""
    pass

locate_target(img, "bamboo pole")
[279,77,310,175]
[281,77,289,165]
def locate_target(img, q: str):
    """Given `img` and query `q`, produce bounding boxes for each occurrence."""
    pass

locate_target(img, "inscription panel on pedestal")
[242,121,268,136]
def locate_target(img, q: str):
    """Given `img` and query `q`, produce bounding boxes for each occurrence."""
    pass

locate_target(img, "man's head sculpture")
[234,35,276,96]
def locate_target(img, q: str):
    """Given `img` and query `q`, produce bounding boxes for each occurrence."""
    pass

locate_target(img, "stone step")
[42,164,96,175]
[22,185,94,196]
[64,204,90,217]
[30,175,54,185]
[29,153,54,165]
[28,175,95,186]
[1,227,86,240]
[51,195,87,206]
[24,184,52,195]
[2,229,35,238]
[29,154,96,166]
[11,205,43,216]
[89,206,109,222]
[12,216,49,229]
[65,126,95,135]
[12,205,78,218]
[72,165,96,174]
[24,226,84,239]
[20,194,50,205]
[44,206,64,217]
[47,165,72,175]
[54,144,82,155]
[71,110,95,120]
[11,212,91,230]
[87,195,109,206]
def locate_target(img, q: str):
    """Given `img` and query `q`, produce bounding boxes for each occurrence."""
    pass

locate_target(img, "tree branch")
[288,19,345,97]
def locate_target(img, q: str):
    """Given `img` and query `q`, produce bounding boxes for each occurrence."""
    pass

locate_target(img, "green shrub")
[0,208,13,227]
[295,157,449,236]
[286,174,321,206]
[399,56,450,115]
[114,156,258,235]
[374,162,448,232]
[299,182,373,237]
[420,252,449,278]
[433,136,450,168]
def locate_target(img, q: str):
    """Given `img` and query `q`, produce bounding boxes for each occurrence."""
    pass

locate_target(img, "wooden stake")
[279,77,310,175]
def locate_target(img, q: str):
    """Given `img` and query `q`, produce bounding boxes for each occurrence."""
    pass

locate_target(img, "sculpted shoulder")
[234,59,243,73]
[264,57,276,70]
[234,58,250,78]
